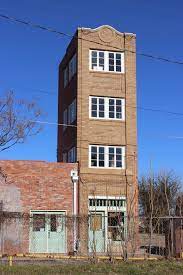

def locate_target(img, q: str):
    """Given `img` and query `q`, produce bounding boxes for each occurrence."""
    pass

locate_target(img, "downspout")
[71,169,79,253]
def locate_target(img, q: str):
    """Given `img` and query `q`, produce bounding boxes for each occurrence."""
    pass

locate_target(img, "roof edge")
[78,25,136,37]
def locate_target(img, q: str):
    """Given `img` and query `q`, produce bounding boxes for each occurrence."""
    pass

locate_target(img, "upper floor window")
[68,147,76,163]
[63,53,77,88]
[63,66,68,88]
[68,99,76,124]
[63,109,67,131]
[69,54,77,81]
[89,145,125,169]
[89,96,125,120]
[91,51,105,71]
[62,152,67,162]
[90,50,124,73]
[62,99,76,132]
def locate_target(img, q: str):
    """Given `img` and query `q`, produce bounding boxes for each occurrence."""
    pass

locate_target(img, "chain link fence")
[0,212,183,259]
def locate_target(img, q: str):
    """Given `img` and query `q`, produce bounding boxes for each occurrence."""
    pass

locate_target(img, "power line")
[1,13,183,133]
[136,106,183,117]
[3,82,183,118]
[0,13,71,38]
[1,86,56,96]
[30,120,77,128]
[30,101,183,129]
[36,117,183,141]
[3,85,183,118]
[1,12,183,65]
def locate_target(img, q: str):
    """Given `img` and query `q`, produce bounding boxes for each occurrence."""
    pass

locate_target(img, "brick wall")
[0,160,77,255]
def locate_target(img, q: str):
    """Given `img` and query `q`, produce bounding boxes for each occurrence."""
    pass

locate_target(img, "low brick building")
[0,160,78,255]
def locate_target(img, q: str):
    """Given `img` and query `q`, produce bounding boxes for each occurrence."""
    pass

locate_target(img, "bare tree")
[139,171,181,257]
[139,171,181,219]
[0,91,43,152]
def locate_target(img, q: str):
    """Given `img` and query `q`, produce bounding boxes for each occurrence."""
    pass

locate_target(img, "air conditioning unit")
[71,170,79,182]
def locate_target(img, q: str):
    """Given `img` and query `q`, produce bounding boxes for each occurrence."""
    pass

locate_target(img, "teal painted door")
[30,211,66,253]
[89,212,105,253]
[30,213,47,253]
[47,213,66,253]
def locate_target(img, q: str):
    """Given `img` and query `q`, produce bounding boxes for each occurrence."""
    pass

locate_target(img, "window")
[90,50,124,73]
[63,109,67,131]
[90,96,125,120]
[108,52,122,72]
[68,99,76,124]
[90,214,102,231]
[89,198,126,208]
[62,152,67,162]
[69,53,77,81]
[89,145,125,169]
[91,51,105,71]
[68,147,76,163]
[50,214,57,232]
[63,53,76,88]
[63,98,76,132]
[90,97,105,118]
[109,98,124,119]
[32,214,45,232]
[63,66,68,88]
[108,212,125,241]
[109,147,123,168]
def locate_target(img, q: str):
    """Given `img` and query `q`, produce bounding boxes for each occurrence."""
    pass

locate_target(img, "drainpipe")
[71,169,79,253]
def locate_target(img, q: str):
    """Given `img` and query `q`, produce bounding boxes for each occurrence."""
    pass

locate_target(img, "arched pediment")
[79,25,135,43]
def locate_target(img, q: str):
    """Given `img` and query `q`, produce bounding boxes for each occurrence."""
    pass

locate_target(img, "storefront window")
[108,212,124,241]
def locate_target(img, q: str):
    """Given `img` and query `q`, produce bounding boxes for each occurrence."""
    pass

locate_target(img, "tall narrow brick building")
[57,25,137,253]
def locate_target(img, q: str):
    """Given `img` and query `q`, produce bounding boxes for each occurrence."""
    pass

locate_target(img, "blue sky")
[0,0,183,178]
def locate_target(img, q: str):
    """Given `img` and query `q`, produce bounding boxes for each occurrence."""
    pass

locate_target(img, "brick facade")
[0,160,77,255]
[57,25,138,216]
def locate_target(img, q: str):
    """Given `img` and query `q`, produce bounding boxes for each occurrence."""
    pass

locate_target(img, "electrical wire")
[1,14,183,139]
[3,85,183,119]
[30,120,77,128]
[29,102,183,129]
[0,12,183,65]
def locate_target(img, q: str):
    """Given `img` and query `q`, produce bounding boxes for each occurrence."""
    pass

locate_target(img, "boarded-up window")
[90,214,102,231]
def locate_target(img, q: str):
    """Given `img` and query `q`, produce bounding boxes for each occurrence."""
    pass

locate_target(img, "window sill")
[89,70,124,76]
[89,117,125,122]
[89,166,125,170]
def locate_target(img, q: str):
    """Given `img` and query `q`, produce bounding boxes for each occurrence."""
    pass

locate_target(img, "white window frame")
[68,99,76,124]
[68,147,76,163]
[89,50,124,73]
[89,96,125,121]
[108,52,124,73]
[89,145,125,169]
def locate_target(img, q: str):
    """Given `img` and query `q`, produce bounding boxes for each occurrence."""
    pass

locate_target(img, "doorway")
[29,211,66,253]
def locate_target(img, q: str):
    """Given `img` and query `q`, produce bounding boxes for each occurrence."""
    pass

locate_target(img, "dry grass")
[0,260,183,274]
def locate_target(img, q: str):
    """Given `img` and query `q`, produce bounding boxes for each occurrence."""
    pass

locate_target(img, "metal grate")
[89,199,126,207]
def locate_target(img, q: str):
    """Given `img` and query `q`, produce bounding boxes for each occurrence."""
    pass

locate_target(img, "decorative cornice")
[78,25,136,37]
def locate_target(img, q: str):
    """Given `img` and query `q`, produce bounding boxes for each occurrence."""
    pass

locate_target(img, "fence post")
[171,217,174,257]
[0,201,3,255]
[8,255,13,266]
